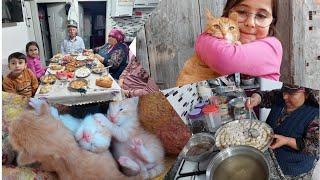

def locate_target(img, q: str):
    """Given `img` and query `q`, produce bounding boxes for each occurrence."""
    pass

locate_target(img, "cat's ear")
[205,8,215,21]
[39,101,50,117]
[229,12,238,22]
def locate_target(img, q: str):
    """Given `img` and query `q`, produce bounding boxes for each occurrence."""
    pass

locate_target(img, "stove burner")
[175,150,219,180]
[176,160,206,179]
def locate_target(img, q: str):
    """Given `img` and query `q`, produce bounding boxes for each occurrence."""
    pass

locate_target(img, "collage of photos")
[1,0,320,180]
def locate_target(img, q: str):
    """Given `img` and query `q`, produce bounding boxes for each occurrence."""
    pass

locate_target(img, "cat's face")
[205,10,240,43]
[107,97,139,125]
[75,115,111,153]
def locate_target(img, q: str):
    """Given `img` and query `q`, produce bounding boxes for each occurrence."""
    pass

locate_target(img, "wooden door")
[47,3,68,55]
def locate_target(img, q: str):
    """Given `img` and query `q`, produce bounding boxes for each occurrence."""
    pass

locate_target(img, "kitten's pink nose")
[108,114,116,123]
[82,132,90,142]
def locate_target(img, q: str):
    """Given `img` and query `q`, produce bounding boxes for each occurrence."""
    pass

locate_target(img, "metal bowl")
[206,145,270,180]
[241,78,255,86]
[181,133,217,162]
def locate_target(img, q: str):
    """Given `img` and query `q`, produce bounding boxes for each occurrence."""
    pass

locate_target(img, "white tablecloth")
[35,72,123,106]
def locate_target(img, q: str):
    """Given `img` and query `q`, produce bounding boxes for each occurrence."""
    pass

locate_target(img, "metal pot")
[181,133,217,162]
[206,145,270,180]
[241,78,255,86]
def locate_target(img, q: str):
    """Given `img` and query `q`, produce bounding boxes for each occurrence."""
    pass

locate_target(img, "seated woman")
[93,28,129,80]
[118,55,159,98]
[246,84,319,179]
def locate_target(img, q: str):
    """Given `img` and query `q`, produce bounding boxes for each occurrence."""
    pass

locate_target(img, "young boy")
[3,52,39,97]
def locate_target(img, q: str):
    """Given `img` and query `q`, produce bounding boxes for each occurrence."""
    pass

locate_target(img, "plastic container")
[194,102,206,109]
[233,102,247,120]
[209,96,220,106]
[188,108,206,134]
[203,105,222,132]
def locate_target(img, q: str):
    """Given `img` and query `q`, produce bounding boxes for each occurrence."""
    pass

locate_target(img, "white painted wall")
[2,23,31,76]
[2,0,35,76]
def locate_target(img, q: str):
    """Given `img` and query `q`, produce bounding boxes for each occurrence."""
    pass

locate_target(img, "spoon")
[247,97,259,138]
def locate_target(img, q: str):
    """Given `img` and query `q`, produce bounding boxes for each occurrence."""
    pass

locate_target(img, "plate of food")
[40,74,57,84]
[70,52,80,57]
[56,71,74,79]
[69,79,88,91]
[92,67,106,74]
[39,84,52,94]
[214,119,274,152]
[50,57,60,63]
[65,64,76,72]
[96,75,113,88]
[76,55,87,61]
[75,67,91,78]
[53,53,63,59]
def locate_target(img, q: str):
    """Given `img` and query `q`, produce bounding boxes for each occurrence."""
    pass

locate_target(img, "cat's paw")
[93,113,111,127]
[130,138,143,150]
[118,156,140,172]
[234,41,242,46]
[29,98,46,115]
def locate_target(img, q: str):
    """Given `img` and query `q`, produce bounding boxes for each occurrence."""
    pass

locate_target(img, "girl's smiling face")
[229,0,273,43]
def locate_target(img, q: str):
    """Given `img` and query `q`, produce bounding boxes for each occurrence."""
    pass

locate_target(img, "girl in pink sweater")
[196,0,282,81]
[26,41,46,79]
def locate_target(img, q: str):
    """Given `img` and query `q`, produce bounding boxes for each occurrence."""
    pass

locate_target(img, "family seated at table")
[3,20,158,101]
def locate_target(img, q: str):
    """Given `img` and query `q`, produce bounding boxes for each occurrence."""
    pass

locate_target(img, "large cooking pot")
[206,145,270,180]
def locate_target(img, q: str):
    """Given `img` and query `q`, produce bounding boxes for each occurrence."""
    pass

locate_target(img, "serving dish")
[214,119,274,152]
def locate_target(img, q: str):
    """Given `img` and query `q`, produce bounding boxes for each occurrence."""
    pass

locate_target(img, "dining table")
[34,54,123,106]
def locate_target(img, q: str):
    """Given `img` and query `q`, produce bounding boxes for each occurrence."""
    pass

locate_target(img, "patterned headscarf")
[108,28,125,43]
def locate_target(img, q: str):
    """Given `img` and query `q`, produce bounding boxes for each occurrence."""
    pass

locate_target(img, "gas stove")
[174,151,219,180]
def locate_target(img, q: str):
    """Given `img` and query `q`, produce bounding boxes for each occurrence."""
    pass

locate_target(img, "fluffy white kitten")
[29,98,111,153]
[94,97,165,179]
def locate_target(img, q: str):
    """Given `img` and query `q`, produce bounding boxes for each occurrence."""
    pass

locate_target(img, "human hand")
[245,93,261,109]
[270,134,290,149]
[119,78,124,87]
[122,89,130,97]
[95,54,104,63]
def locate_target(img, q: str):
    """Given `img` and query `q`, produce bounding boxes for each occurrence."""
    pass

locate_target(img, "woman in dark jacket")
[94,28,129,79]
[246,84,319,179]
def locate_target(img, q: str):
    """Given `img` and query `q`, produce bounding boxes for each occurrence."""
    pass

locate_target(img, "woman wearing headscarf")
[246,84,319,179]
[94,28,129,79]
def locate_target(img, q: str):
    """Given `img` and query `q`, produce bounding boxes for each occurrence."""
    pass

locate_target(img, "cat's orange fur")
[9,102,142,180]
[176,10,240,86]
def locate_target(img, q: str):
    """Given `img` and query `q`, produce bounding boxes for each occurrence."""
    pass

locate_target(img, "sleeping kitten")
[176,9,240,86]
[9,101,142,180]
[94,97,165,179]
[74,115,112,153]
[29,98,111,153]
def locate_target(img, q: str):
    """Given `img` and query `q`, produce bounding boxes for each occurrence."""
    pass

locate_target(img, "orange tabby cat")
[9,102,142,180]
[176,10,240,86]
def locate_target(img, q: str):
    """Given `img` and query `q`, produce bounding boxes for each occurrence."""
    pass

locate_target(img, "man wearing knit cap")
[61,20,85,54]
